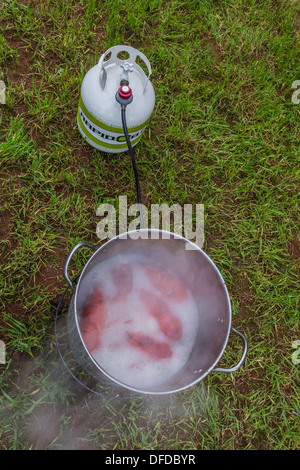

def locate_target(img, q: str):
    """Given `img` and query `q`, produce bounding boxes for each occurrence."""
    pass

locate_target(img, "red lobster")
[80,288,106,353]
[144,264,187,302]
[140,289,183,341]
[126,331,172,359]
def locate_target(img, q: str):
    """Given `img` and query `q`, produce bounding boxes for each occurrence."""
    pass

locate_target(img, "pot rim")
[72,228,232,395]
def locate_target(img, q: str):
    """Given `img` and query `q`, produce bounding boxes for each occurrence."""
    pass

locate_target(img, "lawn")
[0,0,299,450]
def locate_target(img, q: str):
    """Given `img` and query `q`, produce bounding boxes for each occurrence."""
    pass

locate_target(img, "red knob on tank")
[118,85,132,99]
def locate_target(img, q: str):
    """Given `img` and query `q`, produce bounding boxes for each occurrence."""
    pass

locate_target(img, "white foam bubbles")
[78,253,199,390]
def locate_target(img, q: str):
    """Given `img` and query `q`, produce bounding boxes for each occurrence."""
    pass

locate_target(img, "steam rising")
[0,313,219,450]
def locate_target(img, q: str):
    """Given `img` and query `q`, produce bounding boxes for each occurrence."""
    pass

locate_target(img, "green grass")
[0,0,299,450]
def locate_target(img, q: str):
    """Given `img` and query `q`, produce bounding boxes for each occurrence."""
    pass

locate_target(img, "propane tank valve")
[116,84,133,106]
[120,61,133,83]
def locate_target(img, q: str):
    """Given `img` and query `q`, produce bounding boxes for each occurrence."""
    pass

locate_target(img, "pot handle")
[213,327,248,373]
[63,242,98,291]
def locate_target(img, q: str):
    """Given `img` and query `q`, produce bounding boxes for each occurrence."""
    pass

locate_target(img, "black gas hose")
[120,104,144,229]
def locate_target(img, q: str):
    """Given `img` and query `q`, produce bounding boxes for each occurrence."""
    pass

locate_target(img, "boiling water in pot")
[77,254,199,390]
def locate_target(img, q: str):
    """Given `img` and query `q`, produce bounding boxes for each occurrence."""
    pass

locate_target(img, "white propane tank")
[77,45,155,154]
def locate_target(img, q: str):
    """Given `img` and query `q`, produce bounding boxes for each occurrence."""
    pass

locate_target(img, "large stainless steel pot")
[63,229,247,395]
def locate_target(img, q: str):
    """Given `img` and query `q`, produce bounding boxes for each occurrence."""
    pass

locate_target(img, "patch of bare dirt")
[288,233,300,259]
